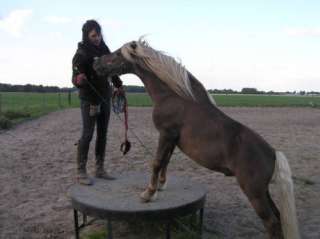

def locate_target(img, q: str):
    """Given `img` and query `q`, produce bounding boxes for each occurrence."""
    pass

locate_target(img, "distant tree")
[38,85,44,93]
[0,83,147,93]
[24,84,33,92]
[0,83,74,93]
[208,89,239,94]
[241,87,259,94]
[308,91,320,95]
[124,85,145,93]
[267,90,275,95]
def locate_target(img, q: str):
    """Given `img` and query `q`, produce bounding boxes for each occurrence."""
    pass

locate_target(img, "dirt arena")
[0,107,319,239]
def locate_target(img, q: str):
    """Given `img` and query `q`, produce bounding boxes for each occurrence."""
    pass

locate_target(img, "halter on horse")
[93,39,300,239]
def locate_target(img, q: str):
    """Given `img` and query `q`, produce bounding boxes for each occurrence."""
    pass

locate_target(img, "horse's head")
[93,41,138,77]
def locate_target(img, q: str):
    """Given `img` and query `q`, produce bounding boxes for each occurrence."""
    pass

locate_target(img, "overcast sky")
[0,0,319,91]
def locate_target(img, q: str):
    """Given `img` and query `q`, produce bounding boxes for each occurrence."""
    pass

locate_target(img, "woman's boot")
[76,142,93,185]
[95,155,116,180]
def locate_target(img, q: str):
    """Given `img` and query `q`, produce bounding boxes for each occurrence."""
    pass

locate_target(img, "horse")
[93,39,300,239]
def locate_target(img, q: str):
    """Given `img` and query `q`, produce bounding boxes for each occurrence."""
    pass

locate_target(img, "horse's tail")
[272,151,300,239]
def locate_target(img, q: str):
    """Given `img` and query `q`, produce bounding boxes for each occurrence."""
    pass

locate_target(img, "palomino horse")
[93,39,300,239]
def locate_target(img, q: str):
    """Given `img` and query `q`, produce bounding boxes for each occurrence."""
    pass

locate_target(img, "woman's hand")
[74,73,87,87]
[117,85,125,94]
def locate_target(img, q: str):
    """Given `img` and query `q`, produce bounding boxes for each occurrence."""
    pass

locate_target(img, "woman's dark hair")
[82,19,103,44]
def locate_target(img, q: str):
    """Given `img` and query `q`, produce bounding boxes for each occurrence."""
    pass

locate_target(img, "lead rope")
[85,79,156,157]
[112,87,131,155]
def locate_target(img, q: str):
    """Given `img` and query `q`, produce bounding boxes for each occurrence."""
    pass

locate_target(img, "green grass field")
[0,92,79,116]
[127,93,320,107]
[0,92,319,129]
[0,92,80,128]
[212,94,320,107]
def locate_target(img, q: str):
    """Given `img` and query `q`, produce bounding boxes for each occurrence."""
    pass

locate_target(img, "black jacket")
[72,41,122,104]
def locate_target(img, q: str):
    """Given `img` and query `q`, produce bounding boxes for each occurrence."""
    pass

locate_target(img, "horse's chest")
[152,110,181,131]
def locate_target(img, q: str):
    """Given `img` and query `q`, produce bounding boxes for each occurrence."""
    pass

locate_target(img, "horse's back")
[177,103,275,179]
[177,103,238,170]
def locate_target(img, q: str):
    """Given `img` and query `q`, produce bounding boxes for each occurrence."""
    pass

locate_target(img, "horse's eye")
[130,42,137,50]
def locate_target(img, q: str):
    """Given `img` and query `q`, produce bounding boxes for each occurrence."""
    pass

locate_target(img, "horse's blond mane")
[121,38,196,100]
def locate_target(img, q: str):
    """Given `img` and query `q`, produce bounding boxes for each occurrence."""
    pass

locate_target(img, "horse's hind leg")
[249,194,283,239]
[140,133,176,202]
[237,179,283,239]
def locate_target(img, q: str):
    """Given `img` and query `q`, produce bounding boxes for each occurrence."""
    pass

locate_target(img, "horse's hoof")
[158,180,167,191]
[140,190,157,203]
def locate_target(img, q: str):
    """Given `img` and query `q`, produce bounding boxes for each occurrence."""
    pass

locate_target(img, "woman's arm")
[72,49,88,87]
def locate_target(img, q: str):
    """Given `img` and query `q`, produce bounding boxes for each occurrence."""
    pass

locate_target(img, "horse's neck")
[133,65,214,107]
[134,65,174,103]
[187,72,215,106]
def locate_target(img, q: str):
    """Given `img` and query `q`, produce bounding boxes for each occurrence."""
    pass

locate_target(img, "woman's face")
[88,29,102,46]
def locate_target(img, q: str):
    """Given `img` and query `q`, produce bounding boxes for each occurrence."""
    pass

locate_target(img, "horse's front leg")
[140,133,176,202]
[158,144,175,191]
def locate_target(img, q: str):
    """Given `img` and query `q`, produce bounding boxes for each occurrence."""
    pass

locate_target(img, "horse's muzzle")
[93,57,107,76]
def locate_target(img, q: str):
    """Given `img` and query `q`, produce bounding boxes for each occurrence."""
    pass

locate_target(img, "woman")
[72,20,122,185]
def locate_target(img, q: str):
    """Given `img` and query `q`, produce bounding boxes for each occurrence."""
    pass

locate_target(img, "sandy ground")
[0,107,319,239]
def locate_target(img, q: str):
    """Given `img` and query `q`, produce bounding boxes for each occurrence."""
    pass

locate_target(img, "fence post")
[58,92,62,108]
[68,90,71,106]
[24,93,28,111]
[0,93,2,116]
[42,92,46,110]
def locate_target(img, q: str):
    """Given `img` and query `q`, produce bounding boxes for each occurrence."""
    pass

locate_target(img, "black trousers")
[78,98,111,161]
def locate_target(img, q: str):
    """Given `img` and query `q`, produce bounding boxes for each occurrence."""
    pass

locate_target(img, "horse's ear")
[130,41,137,50]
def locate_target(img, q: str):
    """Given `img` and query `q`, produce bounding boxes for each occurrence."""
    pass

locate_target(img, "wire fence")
[1,91,319,120]
[0,91,154,129]
[0,91,80,121]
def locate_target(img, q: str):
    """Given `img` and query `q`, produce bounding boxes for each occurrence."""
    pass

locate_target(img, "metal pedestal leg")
[190,212,196,228]
[83,214,87,226]
[72,207,205,239]
[166,221,171,239]
[73,210,80,239]
[199,208,204,238]
[107,218,113,239]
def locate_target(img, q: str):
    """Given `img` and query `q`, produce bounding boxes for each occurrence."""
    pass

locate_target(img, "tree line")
[209,88,320,95]
[0,83,319,95]
[0,83,146,93]
[0,83,72,93]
